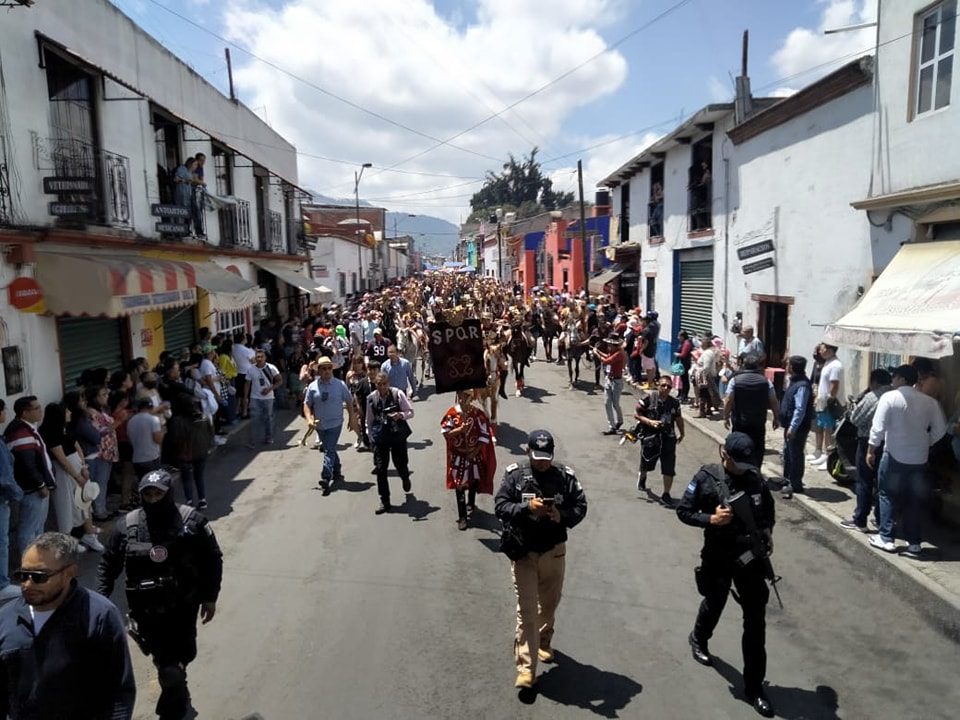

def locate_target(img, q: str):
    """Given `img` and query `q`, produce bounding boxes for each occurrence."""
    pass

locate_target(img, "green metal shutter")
[679,259,715,336]
[162,307,197,358]
[58,317,125,390]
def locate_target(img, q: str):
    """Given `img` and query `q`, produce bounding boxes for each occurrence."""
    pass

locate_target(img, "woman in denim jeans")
[81,386,118,521]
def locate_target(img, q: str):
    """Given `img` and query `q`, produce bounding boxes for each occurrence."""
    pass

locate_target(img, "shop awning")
[254,260,323,302]
[823,240,960,357]
[189,261,260,313]
[36,251,196,317]
[589,268,624,293]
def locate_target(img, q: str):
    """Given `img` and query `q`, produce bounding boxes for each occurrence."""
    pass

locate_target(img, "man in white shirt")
[866,365,947,556]
[736,326,765,364]
[809,344,843,470]
[232,334,255,419]
[245,349,282,446]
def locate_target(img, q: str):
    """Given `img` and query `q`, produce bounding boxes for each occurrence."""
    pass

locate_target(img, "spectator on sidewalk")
[232,333,256,420]
[778,356,814,499]
[675,331,694,403]
[127,399,164,482]
[867,365,946,557]
[0,533,135,719]
[723,354,780,470]
[245,349,283,447]
[736,327,764,365]
[809,344,843,470]
[841,368,892,531]
[3,397,55,557]
[166,395,213,509]
[0,400,23,601]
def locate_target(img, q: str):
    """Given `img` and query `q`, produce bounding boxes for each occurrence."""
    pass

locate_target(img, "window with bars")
[914,0,956,116]
[218,309,246,338]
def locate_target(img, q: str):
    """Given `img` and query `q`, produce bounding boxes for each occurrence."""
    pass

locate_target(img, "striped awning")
[36,251,197,317]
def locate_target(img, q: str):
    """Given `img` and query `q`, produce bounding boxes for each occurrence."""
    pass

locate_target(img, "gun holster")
[126,616,152,655]
[694,565,710,596]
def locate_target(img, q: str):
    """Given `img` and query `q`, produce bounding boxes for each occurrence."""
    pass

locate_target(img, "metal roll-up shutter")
[57,317,125,390]
[679,259,715,336]
[162,307,197,358]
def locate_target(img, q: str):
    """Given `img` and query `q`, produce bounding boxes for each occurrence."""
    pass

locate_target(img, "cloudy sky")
[112,0,877,223]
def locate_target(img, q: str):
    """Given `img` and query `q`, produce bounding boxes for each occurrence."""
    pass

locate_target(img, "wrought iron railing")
[218,199,253,249]
[268,209,284,253]
[31,133,132,227]
[0,135,11,225]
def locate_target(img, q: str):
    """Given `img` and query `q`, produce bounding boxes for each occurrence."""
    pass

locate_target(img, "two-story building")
[0,0,318,401]
[303,204,387,305]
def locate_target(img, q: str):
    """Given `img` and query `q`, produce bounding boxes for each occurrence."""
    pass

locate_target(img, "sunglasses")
[13,567,68,584]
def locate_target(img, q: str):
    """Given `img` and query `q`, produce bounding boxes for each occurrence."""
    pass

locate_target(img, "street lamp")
[355,162,372,291]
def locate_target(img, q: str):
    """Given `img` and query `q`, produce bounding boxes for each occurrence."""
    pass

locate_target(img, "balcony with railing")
[687,163,712,233]
[268,209,284,253]
[218,198,253,249]
[31,133,132,228]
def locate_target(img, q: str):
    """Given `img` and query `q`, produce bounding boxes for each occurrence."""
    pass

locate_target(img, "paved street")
[98,359,960,720]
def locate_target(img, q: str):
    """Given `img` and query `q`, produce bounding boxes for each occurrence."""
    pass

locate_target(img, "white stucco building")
[0,0,313,402]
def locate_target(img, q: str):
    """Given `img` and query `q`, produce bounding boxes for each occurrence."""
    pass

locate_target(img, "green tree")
[468,148,574,221]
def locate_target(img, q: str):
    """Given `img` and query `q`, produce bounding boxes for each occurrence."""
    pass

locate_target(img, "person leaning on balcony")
[173,156,206,237]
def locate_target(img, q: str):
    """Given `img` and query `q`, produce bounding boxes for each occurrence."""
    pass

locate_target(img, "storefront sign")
[155,222,190,234]
[49,201,93,217]
[7,277,45,313]
[737,239,775,261]
[151,204,191,219]
[620,271,640,288]
[119,288,196,311]
[43,177,95,194]
[742,257,775,275]
[428,320,486,394]
[140,328,154,347]
[312,264,329,278]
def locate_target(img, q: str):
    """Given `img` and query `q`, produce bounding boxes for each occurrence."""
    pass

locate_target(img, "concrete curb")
[682,412,960,636]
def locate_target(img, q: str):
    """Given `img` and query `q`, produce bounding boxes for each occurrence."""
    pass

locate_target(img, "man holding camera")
[494,430,588,693]
[676,432,776,718]
[633,378,685,505]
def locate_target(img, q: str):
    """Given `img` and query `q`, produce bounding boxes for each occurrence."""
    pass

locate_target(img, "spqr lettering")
[430,324,481,345]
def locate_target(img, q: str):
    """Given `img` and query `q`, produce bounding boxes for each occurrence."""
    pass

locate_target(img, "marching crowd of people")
[1,270,958,718]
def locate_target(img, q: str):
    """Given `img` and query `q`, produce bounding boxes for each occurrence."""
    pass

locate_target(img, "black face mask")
[143,381,158,390]
[142,490,178,530]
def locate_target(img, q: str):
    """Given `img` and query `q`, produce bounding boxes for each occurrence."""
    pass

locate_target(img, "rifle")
[727,490,784,609]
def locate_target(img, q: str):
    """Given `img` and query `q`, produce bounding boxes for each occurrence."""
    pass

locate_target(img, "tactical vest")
[732,370,770,430]
[124,505,201,615]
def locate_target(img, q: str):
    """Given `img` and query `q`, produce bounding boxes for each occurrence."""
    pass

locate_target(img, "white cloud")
[546,130,662,196]
[220,0,630,222]
[771,0,877,86]
[707,75,731,103]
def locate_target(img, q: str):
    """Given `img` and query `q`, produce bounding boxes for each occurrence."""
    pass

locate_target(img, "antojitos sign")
[7,277,46,313]
[428,319,486,394]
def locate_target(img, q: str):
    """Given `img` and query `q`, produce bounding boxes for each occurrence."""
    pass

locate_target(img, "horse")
[541,308,561,362]
[474,344,506,422]
[505,326,532,397]
[396,326,424,383]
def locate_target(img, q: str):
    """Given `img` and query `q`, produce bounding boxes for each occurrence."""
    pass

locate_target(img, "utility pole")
[577,159,589,293]
[354,163,371,292]
[225,48,237,103]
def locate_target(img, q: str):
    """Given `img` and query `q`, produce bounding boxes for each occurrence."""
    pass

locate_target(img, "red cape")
[440,404,497,494]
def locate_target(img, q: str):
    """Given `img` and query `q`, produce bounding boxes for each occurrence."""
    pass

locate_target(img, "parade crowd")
[1,271,958,719]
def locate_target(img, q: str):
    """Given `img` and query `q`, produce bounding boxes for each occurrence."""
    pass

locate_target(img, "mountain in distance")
[306,191,459,258]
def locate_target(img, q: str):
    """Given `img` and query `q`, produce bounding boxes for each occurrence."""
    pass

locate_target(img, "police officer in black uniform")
[97,469,223,720]
[494,430,587,693]
[676,432,776,718]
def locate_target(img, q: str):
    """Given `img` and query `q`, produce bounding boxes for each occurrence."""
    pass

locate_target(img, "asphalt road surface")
[93,358,959,720]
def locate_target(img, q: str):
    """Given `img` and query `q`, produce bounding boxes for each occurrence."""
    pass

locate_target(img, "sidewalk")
[679,407,960,626]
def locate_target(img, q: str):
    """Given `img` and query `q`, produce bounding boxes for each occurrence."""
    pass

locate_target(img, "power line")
[142,0,504,163]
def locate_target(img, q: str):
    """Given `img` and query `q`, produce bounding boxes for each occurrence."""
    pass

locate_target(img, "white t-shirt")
[30,606,55,634]
[246,362,280,401]
[817,357,843,410]
[127,411,162,463]
[232,344,255,374]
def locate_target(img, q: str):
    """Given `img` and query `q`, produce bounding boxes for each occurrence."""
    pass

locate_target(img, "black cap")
[138,468,172,494]
[723,432,756,472]
[526,429,555,461]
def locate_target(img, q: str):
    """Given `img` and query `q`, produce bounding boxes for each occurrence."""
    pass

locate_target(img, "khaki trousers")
[511,543,566,675]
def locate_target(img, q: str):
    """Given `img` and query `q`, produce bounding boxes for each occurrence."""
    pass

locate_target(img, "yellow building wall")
[128,311,166,368]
